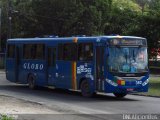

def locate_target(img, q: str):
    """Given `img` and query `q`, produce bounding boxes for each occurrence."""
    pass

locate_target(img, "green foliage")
[0,0,113,38]
[136,77,160,97]
[0,0,160,58]
[126,0,160,59]
[104,0,141,35]
[0,114,14,120]
[0,0,8,50]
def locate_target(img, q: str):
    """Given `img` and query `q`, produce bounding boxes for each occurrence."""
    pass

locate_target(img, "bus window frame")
[58,43,78,61]
[57,42,94,62]
[23,43,45,60]
[7,44,15,59]
[48,47,57,67]
[78,43,94,62]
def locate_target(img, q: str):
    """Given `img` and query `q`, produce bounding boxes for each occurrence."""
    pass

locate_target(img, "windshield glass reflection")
[107,47,148,73]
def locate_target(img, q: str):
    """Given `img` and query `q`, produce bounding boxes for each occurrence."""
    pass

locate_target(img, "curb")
[132,93,160,98]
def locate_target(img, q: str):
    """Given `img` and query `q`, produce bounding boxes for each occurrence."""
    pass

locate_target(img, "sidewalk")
[0,95,60,114]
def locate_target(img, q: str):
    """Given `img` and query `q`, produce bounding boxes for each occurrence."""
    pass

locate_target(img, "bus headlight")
[106,79,118,87]
[142,79,149,86]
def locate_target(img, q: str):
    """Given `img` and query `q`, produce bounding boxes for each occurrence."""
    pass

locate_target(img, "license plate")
[127,88,134,91]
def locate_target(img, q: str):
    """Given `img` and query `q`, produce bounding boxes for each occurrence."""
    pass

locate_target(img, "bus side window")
[63,43,77,61]
[58,43,77,61]
[71,44,78,61]
[7,44,15,58]
[48,48,52,66]
[63,44,70,60]
[35,44,45,60]
[23,44,45,60]
[78,43,93,61]
[53,48,56,66]
[31,44,36,59]
[48,48,56,67]
[23,44,32,59]
[58,44,63,60]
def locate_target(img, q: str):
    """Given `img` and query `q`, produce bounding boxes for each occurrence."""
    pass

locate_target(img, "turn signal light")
[117,80,125,86]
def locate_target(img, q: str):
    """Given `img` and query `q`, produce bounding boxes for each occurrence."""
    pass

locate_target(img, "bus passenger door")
[96,46,105,91]
[47,47,57,85]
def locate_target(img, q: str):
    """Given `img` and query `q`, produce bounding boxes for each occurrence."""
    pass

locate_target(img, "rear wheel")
[113,93,127,98]
[28,75,36,90]
[81,80,94,97]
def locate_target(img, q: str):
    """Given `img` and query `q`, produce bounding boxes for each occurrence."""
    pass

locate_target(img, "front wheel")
[80,80,95,97]
[113,93,127,98]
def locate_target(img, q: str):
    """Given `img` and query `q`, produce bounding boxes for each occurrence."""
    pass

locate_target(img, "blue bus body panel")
[18,60,47,86]
[76,61,95,89]
[6,58,16,82]
[55,61,72,89]
[105,72,149,93]
[48,66,57,86]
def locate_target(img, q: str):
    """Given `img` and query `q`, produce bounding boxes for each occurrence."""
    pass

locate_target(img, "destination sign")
[109,39,147,46]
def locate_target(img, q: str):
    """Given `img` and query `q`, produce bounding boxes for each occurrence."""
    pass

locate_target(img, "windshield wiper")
[115,45,121,49]
[138,45,143,48]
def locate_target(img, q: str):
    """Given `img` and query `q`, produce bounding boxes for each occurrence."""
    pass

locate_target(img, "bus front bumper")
[105,79,149,94]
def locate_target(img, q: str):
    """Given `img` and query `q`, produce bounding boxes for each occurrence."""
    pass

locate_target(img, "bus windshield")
[107,47,148,73]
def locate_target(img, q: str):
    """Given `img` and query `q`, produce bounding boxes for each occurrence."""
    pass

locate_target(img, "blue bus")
[6,35,149,98]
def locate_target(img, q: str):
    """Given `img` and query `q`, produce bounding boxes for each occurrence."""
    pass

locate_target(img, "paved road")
[0,72,160,120]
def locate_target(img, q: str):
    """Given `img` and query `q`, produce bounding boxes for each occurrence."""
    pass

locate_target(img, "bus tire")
[80,80,94,97]
[28,75,36,90]
[113,93,127,98]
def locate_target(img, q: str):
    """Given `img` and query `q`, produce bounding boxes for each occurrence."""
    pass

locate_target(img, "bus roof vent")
[72,35,86,37]
[43,35,59,38]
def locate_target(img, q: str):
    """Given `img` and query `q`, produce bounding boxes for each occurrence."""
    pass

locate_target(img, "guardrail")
[0,53,5,69]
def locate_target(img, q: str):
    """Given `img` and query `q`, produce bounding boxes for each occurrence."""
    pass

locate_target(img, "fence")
[0,53,5,69]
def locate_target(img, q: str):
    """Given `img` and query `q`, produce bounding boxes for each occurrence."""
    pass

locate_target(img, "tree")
[0,0,9,51]
[104,0,141,35]
[128,0,160,59]
[1,0,160,60]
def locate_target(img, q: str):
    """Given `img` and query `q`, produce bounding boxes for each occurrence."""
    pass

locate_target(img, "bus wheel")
[113,93,127,98]
[80,80,94,97]
[28,75,36,89]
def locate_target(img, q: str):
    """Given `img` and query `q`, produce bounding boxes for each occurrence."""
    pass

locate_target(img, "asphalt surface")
[0,72,160,120]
